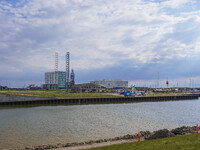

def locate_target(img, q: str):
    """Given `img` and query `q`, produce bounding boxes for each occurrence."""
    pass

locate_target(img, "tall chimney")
[66,52,70,88]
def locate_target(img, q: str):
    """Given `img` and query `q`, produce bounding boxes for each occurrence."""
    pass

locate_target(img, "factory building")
[71,83,105,93]
[43,71,66,89]
[90,79,128,89]
[42,52,75,90]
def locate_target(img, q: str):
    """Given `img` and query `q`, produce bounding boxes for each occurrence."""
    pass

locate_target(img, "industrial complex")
[1,51,199,95]
[42,52,75,90]
[41,52,128,91]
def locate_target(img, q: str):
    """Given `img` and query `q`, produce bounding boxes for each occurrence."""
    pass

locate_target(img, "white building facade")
[90,79,128,89]
[45,71,66,89]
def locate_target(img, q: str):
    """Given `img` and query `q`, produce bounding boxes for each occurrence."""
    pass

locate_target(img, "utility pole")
[157,72,159,88]
[166,78,169,88]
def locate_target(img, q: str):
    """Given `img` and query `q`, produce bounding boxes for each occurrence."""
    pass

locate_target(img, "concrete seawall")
[0,94,49,102]
[0,95,199,106]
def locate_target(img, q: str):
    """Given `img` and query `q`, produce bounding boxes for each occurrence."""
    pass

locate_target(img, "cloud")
[161,0,193,9]
[0,0,200,86]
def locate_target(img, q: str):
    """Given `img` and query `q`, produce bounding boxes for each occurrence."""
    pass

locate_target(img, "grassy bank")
[0,90,198,99]
[146,92,194,97]
[89,134,200,150]
[0,90,121,99]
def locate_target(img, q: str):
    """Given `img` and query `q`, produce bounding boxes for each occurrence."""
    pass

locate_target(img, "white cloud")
[0,0,200,86]
[161,0,193,9]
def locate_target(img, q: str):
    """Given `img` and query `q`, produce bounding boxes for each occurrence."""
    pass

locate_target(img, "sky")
[1,0,200,88]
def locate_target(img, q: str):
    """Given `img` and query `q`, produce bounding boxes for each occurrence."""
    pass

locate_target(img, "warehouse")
[90,79,128,89]
[71,83,105,93]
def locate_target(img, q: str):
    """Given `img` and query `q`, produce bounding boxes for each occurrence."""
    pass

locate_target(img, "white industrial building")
[43,71,66,89]
[90,79,128,89]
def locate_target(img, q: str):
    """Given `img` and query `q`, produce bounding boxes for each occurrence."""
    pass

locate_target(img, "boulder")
[171,126,195,135]
[145,129,175,140]
[121,134,134,139]
[139,131,151,139]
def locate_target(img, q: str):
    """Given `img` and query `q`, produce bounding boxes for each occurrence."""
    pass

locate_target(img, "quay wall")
[0,94,199,106]
[0,94,49,102]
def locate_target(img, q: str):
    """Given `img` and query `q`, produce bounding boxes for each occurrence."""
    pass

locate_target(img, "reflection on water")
[0,99,200,149]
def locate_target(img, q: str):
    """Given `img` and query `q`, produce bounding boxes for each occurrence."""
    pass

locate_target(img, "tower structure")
[70,69,75,87]
[43,52,68,90]
[55,52,58,71]
[166,78,169,88]
[55,52,58,85]
[66,52,70,88]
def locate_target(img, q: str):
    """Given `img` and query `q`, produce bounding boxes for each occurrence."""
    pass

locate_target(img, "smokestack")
[66,52,70,87]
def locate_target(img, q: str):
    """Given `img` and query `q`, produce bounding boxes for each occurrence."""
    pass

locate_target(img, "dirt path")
[52,139,142,150]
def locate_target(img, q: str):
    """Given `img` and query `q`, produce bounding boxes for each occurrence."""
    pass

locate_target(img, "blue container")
[124,92,132,97]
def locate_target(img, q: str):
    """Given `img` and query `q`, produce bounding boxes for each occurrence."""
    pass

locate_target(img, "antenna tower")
[55,52,58,71]
[55,52,58,85]
[70,69,75,86]
[66,52,70,88]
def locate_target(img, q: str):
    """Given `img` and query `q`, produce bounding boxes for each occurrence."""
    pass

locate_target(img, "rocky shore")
[19,126,199,150]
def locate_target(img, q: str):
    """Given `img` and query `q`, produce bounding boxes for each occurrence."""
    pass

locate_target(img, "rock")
[132,134,137,139]
[99,139,104,143]
[171,126,195,135]
[70,142,79,146]
[34,147,44,150]
[110,138,115,141]
[114,137,120,140]
[96,140,101,143]
[56,143,63,148]
[103,139,108,142]
[19,126,200,150]
[85,141,93,145]
[122,134,134,139]
[63,143,70,147]
[34,146,46,150]
[24,148,34,150]
[42,144,56,149]
[145,129,175,140]
[139,131,151,139]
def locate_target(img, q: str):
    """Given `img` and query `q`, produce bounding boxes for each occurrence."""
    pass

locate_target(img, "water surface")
[0,99,200,149]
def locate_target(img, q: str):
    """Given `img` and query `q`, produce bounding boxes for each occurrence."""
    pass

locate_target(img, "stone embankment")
[19,126,199,150]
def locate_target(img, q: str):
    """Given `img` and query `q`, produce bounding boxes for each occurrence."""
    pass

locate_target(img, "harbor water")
[0,99,200,149]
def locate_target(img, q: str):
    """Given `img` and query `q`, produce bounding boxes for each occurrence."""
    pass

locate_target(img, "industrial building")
[42,52,75,90]
[90,79,128,89]
[71,83,105,93]
[44,71,66,89]
[0,85,7,90]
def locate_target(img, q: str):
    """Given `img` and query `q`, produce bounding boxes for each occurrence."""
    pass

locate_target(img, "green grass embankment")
[146,92,193,97]
[0,90,198,99]
[0,90,121,99]
[89,134,200,150]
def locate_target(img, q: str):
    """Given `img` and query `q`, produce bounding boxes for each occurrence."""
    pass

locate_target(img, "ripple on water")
[0,99,200,149]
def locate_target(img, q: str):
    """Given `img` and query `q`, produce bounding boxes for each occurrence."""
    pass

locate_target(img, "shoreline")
[1,94,199,106]
[21,126,199,150]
